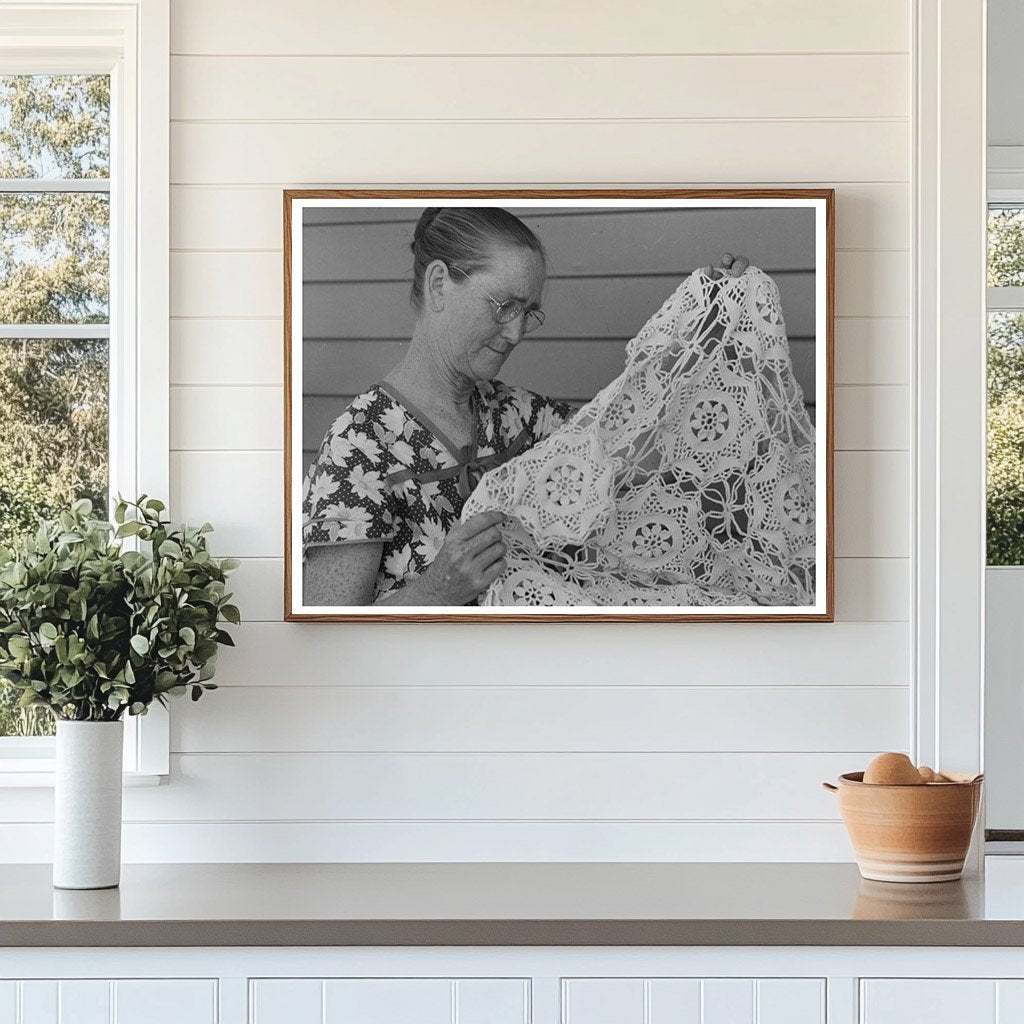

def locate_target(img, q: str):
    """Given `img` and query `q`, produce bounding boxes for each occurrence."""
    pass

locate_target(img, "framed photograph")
[285,189,834,622]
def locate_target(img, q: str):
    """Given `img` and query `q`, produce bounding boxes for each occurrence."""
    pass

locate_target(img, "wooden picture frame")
[284,189,834,622]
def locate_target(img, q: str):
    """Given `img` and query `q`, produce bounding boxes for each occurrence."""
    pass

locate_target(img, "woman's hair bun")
[416,207,440,235]
[411,207,441,253]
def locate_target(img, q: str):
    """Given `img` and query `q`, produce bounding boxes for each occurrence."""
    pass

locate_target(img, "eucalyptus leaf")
[0,497,238,720]
[158,539,183,559]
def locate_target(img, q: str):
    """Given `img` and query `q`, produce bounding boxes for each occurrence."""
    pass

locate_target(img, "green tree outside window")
[988,208,1024,566]
[0,75,110,736]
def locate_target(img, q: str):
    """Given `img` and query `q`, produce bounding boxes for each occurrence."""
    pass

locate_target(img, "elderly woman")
[302,207,574,606]
[302,205,748,607]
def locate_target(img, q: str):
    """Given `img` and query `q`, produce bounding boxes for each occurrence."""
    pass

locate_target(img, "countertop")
[5,860,1024,947]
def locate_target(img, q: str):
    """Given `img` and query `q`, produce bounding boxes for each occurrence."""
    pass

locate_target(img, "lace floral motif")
[461,266,816,607]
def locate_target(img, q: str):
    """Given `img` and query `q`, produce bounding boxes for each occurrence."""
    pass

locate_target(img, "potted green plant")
[0,496,239,889]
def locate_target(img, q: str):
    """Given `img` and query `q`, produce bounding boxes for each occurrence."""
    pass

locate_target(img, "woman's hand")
[704,252,750,279]
[414,510,508,605]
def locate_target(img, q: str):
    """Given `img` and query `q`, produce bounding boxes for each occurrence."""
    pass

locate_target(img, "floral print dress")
[302,379,571,603]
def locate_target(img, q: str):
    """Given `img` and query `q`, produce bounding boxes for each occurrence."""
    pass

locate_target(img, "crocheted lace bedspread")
[461,266,817,607]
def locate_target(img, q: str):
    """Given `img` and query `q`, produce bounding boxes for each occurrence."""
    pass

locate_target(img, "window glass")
[989,207,1024,288]
[0,75,109,179]
[987,312,1024,565]
[0,192,109,323]
[0,74,110,739]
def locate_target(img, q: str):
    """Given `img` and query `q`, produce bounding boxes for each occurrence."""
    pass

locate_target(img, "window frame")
[0,0,169,785]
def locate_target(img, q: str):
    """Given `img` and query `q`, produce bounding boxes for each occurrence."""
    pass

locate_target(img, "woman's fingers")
[728,254,750,277]
[484,559,507,584]
[478,556,507,589]
[460,524,504,559]
[460,510,505,537]
[474,539,507,569]
[712,252,749,277]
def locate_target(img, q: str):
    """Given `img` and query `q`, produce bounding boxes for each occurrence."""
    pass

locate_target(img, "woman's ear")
[424,259,449,312]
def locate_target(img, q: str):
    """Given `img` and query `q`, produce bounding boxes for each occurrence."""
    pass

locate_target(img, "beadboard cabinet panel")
[249,978,529,1024]
[0,981,217,1024]
[562,978,825,1023]
[860,980,997,1023]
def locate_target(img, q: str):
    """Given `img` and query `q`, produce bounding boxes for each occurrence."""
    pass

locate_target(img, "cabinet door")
[562,978,825,1024]
[249,978,528,1024]
[861,980,1024,1024]
[0,980,217,1024]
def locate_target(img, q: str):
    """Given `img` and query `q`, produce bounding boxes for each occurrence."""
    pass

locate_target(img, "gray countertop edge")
[4,919,1024,948]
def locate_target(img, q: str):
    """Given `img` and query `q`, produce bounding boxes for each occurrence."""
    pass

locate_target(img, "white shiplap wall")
[2,0,914,861]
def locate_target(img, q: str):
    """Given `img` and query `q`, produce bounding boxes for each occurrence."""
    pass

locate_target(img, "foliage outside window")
[0,75,110,736]
[987,207,1024,565]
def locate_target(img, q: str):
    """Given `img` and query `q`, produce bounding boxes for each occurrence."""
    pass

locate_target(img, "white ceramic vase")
[53,719,124,889]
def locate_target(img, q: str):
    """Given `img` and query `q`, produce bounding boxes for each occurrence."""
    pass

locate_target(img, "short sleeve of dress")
[302,399,397,549]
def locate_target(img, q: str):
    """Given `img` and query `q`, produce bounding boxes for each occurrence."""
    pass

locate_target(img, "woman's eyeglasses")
[449,265,546,334]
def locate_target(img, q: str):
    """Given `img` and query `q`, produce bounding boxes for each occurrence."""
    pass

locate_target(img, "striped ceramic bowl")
[822,771,983,883]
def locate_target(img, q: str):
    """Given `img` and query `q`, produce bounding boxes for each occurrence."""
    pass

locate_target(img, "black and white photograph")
[285,190,833,621]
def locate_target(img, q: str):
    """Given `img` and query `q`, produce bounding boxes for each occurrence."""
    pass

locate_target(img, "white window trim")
[0,0,169,785]
[913,0,987,853]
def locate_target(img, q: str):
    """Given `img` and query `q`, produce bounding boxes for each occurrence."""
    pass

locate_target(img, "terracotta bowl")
[823,771,983,883]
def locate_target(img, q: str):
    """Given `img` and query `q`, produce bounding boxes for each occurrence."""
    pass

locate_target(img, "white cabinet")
[0,980,217,1024]
[249,978,529,1024]
[8,949,1024,1024]
[860,979,1024,1024]
[562,978,825,1024]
